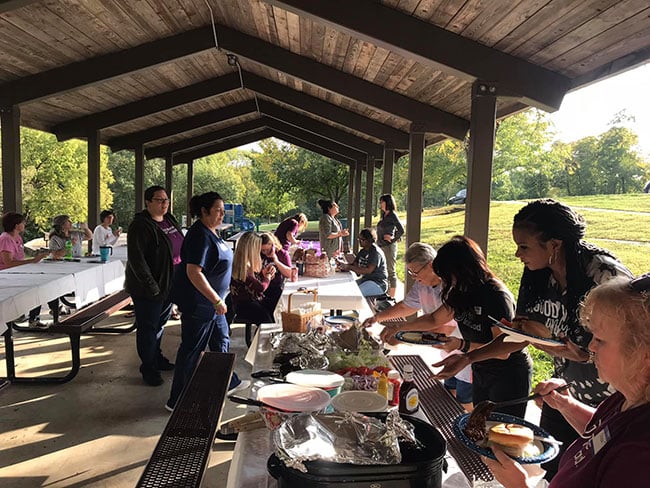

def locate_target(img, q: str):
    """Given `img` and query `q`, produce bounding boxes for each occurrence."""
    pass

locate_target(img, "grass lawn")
[261,195,650,386]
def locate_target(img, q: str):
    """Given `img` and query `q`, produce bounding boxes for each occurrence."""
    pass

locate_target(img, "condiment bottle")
[376,373,388,399]
[387,369,401,407]
[398,364,419,414]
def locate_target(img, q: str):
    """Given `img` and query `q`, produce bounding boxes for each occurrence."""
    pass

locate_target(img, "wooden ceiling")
[1,0,648,164]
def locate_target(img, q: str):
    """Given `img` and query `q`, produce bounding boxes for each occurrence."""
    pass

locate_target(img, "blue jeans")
[134,296,172,375]
[444,376,473,404]
[168,313,239,408]
[357,279,387,297]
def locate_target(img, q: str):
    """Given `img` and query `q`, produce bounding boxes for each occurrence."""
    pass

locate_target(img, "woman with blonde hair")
[230,231,277,324]
[484,275,650,487]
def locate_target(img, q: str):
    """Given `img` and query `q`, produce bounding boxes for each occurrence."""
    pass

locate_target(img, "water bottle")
[64,240,73,259]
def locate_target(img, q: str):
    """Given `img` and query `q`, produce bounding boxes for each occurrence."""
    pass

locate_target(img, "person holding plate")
[511,199,632,478]
[483,276,650,487]
[384,236,532,418]
[362,242,473,411]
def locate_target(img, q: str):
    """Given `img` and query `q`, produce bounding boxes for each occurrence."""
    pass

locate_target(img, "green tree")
[21,128,113,239]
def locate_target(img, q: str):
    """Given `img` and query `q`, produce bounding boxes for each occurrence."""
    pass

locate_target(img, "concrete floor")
[0,311,252,487]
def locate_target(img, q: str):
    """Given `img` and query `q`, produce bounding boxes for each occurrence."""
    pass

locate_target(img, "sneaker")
[157,357,175,371]
[227,379,251,396]
[164,402,174,413]
[140,367,164,387]
[29,320,49,329]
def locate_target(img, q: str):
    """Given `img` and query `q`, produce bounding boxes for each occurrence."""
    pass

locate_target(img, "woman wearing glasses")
[125,186,183,386]
[484,275,650,488]
[387,236,532,417]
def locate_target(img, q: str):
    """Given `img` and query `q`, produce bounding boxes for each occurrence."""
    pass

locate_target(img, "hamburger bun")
[487,423,534,457]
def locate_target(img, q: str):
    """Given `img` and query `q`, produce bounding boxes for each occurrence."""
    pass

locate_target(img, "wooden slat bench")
[137,351,235,488]
[390,354,493,483]
[3,289,132,384]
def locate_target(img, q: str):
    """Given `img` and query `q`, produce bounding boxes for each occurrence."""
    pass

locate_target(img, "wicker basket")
[281,289,321,333]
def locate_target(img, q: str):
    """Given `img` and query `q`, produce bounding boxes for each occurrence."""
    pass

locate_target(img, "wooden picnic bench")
[3,289,132,384]
[137,351,235,488]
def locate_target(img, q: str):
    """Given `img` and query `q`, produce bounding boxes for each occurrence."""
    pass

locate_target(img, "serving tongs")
[464,383,572,442]
[228,395,292,412]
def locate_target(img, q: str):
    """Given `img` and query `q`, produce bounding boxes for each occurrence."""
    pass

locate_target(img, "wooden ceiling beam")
[107,100,258,151]
[174,129,274,164]
[265,0,571,112]
[242,72,410,149]
[0,1,40,14]
[53,73,241,141]
[257,99,382,157]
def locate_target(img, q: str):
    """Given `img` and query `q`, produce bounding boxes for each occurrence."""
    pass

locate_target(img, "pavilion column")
[353,160,363,253]
[134,145,145,212]
[165,154,173,213]
[364,155,374,229]
[406,123,426,293]
[87,130,100,254]
[186,160,194,228]
[346,163,355,252]
[464,81,497,255]
[382,148,395,196]
[1,105,22,213]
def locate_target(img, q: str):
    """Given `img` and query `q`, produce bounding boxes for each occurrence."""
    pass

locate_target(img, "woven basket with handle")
[281,289,321,333]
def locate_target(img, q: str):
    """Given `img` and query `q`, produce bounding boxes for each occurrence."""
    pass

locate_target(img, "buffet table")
[280,270,370,315]
[226,324,479,488]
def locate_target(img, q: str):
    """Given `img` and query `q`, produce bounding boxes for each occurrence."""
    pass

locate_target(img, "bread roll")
[487,423,534,457]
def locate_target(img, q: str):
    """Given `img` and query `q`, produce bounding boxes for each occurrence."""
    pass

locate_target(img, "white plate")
[488,316,564,346]
[257,383,331,412]
[285,369,345,389]
[330,391,388,413]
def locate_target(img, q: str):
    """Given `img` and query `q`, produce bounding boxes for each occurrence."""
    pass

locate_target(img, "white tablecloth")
[281,271,370,313]
[0,258,125,336]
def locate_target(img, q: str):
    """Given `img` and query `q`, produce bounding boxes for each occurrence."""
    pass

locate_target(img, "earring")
[548,249,557,266]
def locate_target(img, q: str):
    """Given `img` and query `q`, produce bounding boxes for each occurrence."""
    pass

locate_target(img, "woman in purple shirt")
[274,213,307,266]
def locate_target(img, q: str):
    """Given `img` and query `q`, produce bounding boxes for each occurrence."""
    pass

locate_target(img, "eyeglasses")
[407,262,430,278]
[630,273,650,292]
[151,198,170,204]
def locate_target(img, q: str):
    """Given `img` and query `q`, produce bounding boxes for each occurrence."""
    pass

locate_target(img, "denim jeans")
[134,296,172,375]
[357,279,387,297]
[168,313,239,408]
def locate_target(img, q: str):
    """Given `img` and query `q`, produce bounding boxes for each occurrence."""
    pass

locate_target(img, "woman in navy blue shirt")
[166,192,248,410]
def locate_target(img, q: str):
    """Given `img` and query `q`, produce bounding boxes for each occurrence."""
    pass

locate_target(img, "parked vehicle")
[447,189,467,205]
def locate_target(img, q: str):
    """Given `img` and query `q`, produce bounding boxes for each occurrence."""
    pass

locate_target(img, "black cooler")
[267,414,447,488]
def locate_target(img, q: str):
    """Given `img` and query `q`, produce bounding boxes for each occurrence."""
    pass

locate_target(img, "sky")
[239,62,650,157]
[547,62,650,157]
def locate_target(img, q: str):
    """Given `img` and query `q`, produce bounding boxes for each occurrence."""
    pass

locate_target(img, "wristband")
[213,299,223,309]
[460,339,471,353]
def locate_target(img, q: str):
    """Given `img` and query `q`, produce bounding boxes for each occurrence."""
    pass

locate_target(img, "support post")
[186,160,194,227]
[364,155,374,229]
[1,105,22,213]
[134,145,145,212]
[87,130,101,254]
[382,147,395,196]
[406,124,426,293]
[353,161,363,253]
[165,154,173,213]
[464,81,497,255]
[346,164,355,252]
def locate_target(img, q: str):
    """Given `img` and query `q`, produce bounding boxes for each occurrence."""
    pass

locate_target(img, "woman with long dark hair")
[376,194,404,298]
[510,198,632,478]
[384,236,532,417]
[166,192,248,410]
